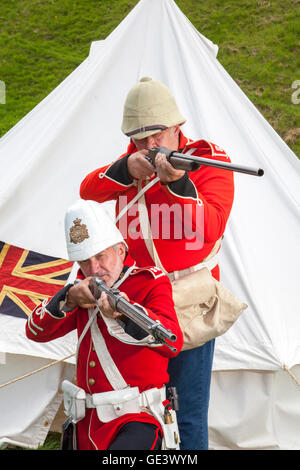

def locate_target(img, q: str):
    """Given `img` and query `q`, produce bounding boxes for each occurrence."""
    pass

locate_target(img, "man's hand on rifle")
[97,291,130,319]
[65,278,96,310]
[127,149,185,183]
[127,150,155,180]
[155,151,185,183]
[66,278,130,319]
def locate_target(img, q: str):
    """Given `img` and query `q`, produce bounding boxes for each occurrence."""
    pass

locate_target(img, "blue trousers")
[167,339,215,450]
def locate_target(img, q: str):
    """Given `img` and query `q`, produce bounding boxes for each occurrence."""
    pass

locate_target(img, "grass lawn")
[0,0,299,155]
[2,432,61,450]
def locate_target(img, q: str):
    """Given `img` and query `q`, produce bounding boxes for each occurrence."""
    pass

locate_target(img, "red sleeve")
[25,298,78,343]
[80,153,135,203]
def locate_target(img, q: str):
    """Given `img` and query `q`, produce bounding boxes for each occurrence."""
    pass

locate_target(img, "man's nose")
[89,257,101,275]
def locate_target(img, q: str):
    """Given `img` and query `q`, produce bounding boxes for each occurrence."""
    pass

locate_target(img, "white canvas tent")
[0,0,299,449]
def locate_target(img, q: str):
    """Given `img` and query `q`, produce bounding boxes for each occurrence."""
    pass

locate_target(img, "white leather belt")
[84,386,166,424]
[85,386,165,410]
[167,254,218,282]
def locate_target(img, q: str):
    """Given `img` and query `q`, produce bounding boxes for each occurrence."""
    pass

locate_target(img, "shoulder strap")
[115,176,159,223]
[76,306,128,391]
[137,180,167,274]
[137,167,222,273]
[76,265,136,391]
[136,151,197,272]
[88,307,128,390]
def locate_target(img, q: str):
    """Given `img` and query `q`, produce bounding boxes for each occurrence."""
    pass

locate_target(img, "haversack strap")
[89,307,128,390]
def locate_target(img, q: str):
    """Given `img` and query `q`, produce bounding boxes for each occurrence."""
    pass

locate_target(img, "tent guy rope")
[0,353,75,390]
[282,365,300,388]
[1,355,299,392]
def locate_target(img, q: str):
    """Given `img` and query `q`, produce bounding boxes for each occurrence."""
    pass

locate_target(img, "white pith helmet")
[64,200,127,262]
[121,77,186,140]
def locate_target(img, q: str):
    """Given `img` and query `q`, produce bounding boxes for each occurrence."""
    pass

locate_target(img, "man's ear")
[118,242,127,261]
[170,125,180,137]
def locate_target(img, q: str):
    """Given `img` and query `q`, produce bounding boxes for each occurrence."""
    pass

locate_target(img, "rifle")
[146,146,264,177]
[89,277,178,353]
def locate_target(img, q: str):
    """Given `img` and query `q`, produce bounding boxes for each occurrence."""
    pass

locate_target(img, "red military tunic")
[25,265,183,450]
[80,133,234,281]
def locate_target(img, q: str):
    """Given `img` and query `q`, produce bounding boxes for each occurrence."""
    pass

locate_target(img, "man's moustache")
[94,270,110,278]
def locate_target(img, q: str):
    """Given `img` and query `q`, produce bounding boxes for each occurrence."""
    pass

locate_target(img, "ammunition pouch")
[61,380,180,450]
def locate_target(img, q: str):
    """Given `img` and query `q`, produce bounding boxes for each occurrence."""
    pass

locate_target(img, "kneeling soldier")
[25,199,183,450]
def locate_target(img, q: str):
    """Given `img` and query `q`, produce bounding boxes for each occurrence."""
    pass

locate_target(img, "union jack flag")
[0,241,73,319]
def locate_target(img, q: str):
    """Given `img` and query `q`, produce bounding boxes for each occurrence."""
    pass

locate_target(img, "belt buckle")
[86,394,94,408]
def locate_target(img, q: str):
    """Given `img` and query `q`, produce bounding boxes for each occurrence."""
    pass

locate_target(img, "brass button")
[88,378,95,386]
[89,360,96,368]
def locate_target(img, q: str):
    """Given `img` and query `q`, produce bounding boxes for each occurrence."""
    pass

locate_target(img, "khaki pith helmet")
[121,77,186,140]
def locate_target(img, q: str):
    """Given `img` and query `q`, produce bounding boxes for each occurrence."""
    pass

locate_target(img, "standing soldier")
[80,77,235,450]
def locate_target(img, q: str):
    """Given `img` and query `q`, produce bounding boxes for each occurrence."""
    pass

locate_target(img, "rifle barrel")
[115,295,177,343]
[89,277,177,349]
[170,151,264,176]
[148,147,264,177]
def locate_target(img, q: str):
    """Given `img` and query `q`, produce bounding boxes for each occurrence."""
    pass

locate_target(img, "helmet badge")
[69,218,89,244]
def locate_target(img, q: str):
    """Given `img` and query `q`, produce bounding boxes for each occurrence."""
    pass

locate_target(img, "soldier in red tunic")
[25,199,183,450]
[79,77,235,450]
